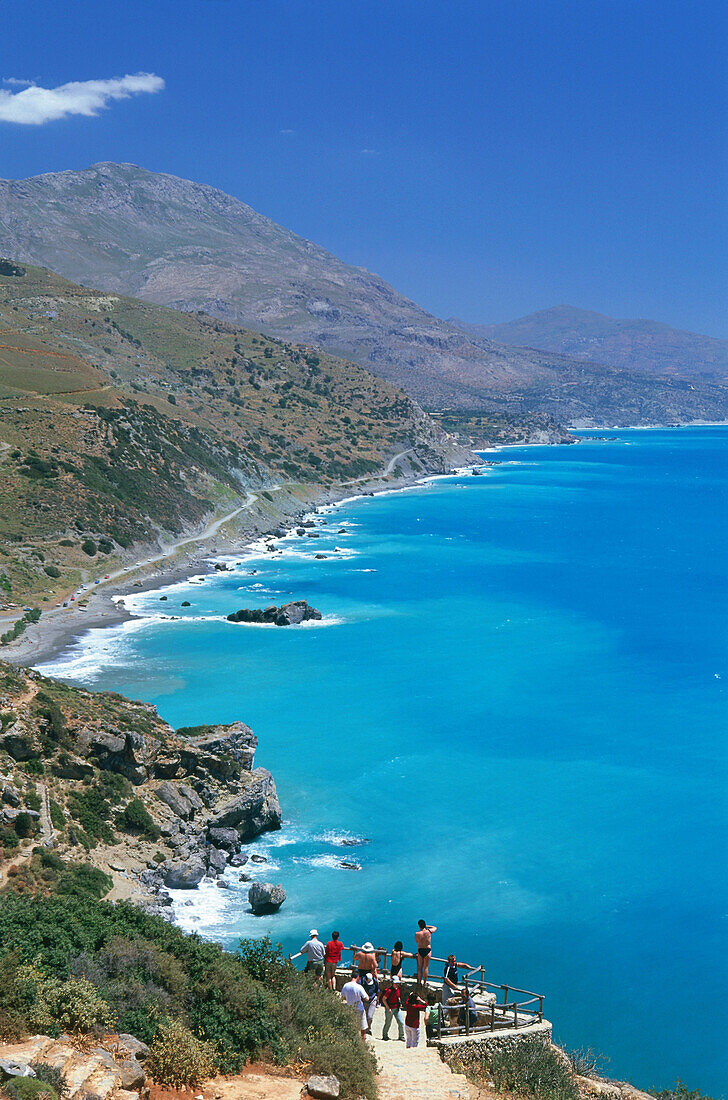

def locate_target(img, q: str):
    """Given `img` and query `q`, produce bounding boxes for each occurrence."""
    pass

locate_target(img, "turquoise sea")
[42,427,728,1094]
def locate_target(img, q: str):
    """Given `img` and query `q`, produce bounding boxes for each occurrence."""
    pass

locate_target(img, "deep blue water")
[43,427,728,1094]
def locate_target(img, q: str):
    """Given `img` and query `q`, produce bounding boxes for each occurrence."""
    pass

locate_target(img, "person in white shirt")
[291,928,326,980]
[341,973,370,1039]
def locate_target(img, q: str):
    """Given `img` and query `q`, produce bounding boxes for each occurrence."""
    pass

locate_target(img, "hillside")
[2,163,727,425]
[0,261,470,603]
[0,659,285,914]
[461,305,728,382]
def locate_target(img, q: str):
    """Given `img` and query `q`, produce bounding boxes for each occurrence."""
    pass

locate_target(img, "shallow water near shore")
[42,427,728,1094]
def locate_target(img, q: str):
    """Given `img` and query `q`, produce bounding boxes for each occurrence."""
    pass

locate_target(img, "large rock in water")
[248,881,286,914]
[209,768,282,839]
[226,600,322,626]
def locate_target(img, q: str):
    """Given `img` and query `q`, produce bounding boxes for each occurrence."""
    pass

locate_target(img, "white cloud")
[360,148,379,156]
[0,72,165,125]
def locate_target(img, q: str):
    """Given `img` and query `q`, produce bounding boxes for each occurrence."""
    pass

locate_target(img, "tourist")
[414,919,437,985]
[380,978,405,1041]
[390,940,412,985]
[426,1001,442,1039]
[356,942,379,1034]
[404,987,429,1048]
[292,928,326,980]
[324,930,344,990]
[341,973,370,1039]
[457,987,478,1031]
[355,940,379,979]
[441,953,459,1004]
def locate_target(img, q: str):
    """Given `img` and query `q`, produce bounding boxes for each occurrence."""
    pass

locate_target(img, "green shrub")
[81,539,97,557]
[14,812,34,838]
[2,1077,58,1100]
[118,798,160,839]
[0,898,377,1097]
[655,1085,718,1100]
[49,802,65,830]
[43,566,61,580]
[487,1041,579,1100]
[29,1062,68,1100]
[23,760,44,776]
[11,963,113,1035]
[57,863,112,900]
[146,1020,218,1087]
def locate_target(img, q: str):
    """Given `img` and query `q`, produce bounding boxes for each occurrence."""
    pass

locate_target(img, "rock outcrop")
[0,663,285,917]
[248,881,286,914]
[227,600,322,626]
[209,769,282,839]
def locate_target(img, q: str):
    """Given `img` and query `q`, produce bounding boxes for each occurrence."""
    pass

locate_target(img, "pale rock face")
[248,881,286,913]
[305,1075,340,1099]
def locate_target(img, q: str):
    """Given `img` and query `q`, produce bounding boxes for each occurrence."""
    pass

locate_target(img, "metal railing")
[330,944,545,1036]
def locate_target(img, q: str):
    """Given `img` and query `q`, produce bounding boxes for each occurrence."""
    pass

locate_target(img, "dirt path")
[38,782,54,847]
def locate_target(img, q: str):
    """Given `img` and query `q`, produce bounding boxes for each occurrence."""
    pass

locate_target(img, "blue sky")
[1,0,726,336]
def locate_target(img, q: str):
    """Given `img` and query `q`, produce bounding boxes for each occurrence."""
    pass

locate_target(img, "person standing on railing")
[324,930,344,991]
[380,977,405,1040]
[414,919,437,985]
[404,987,429,1048]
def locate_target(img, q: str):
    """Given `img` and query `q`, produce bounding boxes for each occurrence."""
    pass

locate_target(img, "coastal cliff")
[0,661,282,914]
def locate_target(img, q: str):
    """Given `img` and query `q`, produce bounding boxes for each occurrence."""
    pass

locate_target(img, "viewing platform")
[330,944,551,1047]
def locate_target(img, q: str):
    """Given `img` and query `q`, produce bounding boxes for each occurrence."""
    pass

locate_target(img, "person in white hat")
[355,941,380,1034]
[292,928,326,980]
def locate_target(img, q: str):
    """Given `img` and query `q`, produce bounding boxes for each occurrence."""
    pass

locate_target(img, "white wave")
[224,614,345,629]
[293,854,363,870]
[314,830,371,847]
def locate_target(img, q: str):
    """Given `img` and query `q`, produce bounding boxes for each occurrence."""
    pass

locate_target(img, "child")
[404,988,428,1048]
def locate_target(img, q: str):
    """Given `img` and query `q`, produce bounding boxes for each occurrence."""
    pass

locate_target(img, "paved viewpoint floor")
[369,1005,473,1100]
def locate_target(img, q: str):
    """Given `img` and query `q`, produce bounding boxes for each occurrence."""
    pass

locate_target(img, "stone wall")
[432,1020,553,1076]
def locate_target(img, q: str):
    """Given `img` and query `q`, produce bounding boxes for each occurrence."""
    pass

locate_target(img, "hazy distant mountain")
[1,163,727,426]
[459,305,728,382]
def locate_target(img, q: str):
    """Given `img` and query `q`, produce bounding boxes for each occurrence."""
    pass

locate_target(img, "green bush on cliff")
[146,1020,218,1088]
[117,798,160,840]
[486,1041,578,1100]
[0,896,376,1099]
[2,1078,58,1100]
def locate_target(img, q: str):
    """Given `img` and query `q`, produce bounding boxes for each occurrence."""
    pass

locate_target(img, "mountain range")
[459,305,728,382]
[1,162,726,427]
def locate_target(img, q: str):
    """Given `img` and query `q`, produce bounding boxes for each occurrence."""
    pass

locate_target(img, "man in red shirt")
[324,930,344,990]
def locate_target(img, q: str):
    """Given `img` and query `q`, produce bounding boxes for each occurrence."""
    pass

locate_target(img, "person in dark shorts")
[293,928,326,979]
[414,919,437,985]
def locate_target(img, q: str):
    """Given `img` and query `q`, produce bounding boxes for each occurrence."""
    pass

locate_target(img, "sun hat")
[361,941,374,951]
[310,928,318,936]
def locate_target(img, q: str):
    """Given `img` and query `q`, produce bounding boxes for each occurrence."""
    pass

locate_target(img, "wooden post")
[490,1002,495,1031]
[479,966,484,993]
[503,984,509,1007]
[538,996,543,1023]
[464,978,470,1036]
[513,1002,518,1029]
[438,1005,442,1040]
